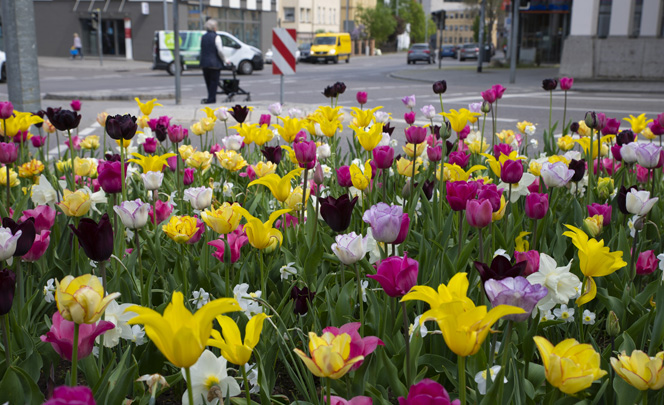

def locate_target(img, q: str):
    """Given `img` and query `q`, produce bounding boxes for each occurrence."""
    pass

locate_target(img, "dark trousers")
[202,68,220,103]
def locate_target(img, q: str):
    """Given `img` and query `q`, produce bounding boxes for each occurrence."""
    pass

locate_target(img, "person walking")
[199,19,226,104]
[72,33,83,60]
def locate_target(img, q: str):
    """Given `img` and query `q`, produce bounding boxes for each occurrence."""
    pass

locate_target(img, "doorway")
[81,18,126,56]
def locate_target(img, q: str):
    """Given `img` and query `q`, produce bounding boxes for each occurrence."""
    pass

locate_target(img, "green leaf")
[0,366,44,404]
[649,284,664,355]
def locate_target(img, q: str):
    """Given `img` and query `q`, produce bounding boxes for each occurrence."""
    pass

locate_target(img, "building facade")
[560,0,664,79]
[278,0,341,43]
[0,0,277,62]
[339,0,377,33]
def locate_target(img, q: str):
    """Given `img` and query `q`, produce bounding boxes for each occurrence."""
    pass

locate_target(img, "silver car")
[0,51,6,83]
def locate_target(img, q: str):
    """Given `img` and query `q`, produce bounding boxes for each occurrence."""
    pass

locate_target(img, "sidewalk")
[38,56,152,72]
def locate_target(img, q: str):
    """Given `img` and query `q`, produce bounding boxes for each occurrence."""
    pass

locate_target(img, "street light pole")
[199,0,204,29]
[174,0,181,104]
[509,0,519,83]
[163,0,168,30]
[477,0,486,73]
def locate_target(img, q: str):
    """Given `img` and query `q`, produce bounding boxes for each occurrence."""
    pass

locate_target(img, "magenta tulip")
[481,88,497,104]
[427,145,442,162]
[636,250,658,275]
[372,146,394,169]
[466,198,492,228]
[587,203,612,226]
[22,230,50,262]
[40,312,114,361]
[405,126,427,144]
[31,135,47,148]
[493,143,512,159]
[393,213,410,245]
[208,226,248,264]
[449,151,470,168]
[322,322,384,371]
[559,77,574,91]
[500,160,524,184]
[142,137,158,154]
[336,166,353,187]
[70,99,82,112]
[0,142,18,164]
[368,253,418,297]
[446,181,479,211]
[326,396,372,405]
[492,84,506,99]
[525,192,549,219]
[44,386,96,405]
[478,184,503,212]
[399,379,460,405]
[149,200,173,225]
[183,167,195,185]
[515,250,540,276]
[97,160,126,194]
[356,91,368,105]
[258,113,271,127]
[404,111,416,125]
[602,117,621,135]
[294,140,317,168]
[167,124,187,143]
[0,102,13,119]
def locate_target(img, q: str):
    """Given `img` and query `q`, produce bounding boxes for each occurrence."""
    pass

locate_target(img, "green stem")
[587,128,594,207]
[548,90,553,150]
[185,367,195,405]
[259,251,266,295]
[326,377,332,405]
[497,321,513,403]
[642,390,648,405]
[120,145,127,202]
[135,231,143,304]
[300,169,308,226]
[402,301,411,386]
[71,323,80,386]
[629,231,639,282]
[5,162,10,208]
[562,91,568,135]
[439,94,444,113]
[458,355,467,405]
[355,264,364,336]
[241,364,252,404]
[1,314,11,366]
[457,210,463,260]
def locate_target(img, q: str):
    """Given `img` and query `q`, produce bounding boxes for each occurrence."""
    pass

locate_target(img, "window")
[284,7,295,22]
[597,0,611,38]
[299,8,304,22]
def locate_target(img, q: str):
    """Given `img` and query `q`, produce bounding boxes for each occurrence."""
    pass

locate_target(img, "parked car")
[298,42,312,62]
[439,45,457,59]
[458,43,494,62]
[407,43,433,64]
[0,51,6,83]
[310,33,352,64]
[264,48,301,64]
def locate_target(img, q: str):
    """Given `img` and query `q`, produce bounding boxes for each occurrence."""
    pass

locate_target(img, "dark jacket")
[200,31,224,69]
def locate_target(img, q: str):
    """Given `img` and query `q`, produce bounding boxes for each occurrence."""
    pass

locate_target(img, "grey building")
[1,0,277,62]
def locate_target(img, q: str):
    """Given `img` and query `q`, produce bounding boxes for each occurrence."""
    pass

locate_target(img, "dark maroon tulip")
[229,105,250,124]
[320,194,358,233]
[570,122,580,134]
[449,151,470,168]
[336,166,352,188]
[446,180,479,211]
[588,203,612,226]
[542,78,558,91]
[153,122,168,142]
[569,159,586,182]
[45,107,81,132]
[2,217,36,257]
[105,114,138,140]
[421,180,435,201]
[617,129,635,146]
[322,86,337,98]
[432,80,447,94]
[373,146,395,169]
[368,252,418,298]
[261,146,283,165]
[333,82,346,95]
[383,122,395,136]
[0,268,16,315]
[291,286,315,315]
[32,110,45,128]
[105,153,121,162]
[393,213,410,244]
[474,255,526,284]
[616,185,638,215]
[478,183,503,212]
[97,160,125,194]
[500,160,524,184]
[525,193,549,220]
[69,214,113,262]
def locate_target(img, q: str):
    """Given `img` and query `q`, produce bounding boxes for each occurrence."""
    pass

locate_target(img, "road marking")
[496,103,663,116]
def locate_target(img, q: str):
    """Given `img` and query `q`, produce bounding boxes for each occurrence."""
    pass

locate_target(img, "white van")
[152,30,264,75]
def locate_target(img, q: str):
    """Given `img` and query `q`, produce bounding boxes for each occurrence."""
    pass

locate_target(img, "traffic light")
[91,11,99,29]
[431,10,446,30]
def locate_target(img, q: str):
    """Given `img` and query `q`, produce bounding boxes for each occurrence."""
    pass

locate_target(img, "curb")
[44,92,175,101]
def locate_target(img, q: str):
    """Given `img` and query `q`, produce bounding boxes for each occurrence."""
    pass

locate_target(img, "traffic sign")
[272,28,297,76]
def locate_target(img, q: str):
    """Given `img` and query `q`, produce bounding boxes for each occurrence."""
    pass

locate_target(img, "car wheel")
[238,60,253,75]
[345,55,350,63]
[333,56,339,64]
[0,65,5,83]
[167,62,175,76]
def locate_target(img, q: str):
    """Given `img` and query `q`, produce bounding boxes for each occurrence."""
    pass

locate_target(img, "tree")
[464,0,505,46]
[356,3,397,45]
[398,0,436,43]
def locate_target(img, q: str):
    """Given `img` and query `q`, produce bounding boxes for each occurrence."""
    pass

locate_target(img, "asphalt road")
[1,52,662,148]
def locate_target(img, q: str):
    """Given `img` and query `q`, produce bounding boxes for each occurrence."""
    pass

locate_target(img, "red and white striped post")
[272,28,297,104]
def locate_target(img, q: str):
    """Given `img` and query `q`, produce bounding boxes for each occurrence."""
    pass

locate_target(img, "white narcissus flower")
[114,199,150,229]
[32,174,58,206]
[100,300,138,348]
[280,262,297,280]
[475,366,507,395]
[222,135,244,151]
[626,189,658,216]
[525,125,536,136]
[233,283,263,317]
[142,171,164,191]
[553,304,575,322]
[222,182,234,198]
[191,288,210,309]
[539,309,555,322]
[243,364,260,394]
[331,232,368,265]
[498,172,537,203]
[130,325,146,345]
[317,143,331,160]
[658,253,664,272]
[527,253,580,312]
[409,315,428,342]
[181,349,241,405]
[361,280,368,302]
[184,187,213,210]
[43,278,56,303]
[0,227,21,261]
[582,309,596,325]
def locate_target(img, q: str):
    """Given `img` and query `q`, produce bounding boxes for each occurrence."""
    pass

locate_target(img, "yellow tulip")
[200,117,216,132]
[548,155,570,165]
[466,139,489,154]
[563,225,626,306]
[178,144,196,160]
[350,160,372,190]
[441,163,486,182]
[481,151,525,177]
[273,117,306,143]
[557,135,575,151]
[18,159,45,179]
[582,215,603,237]
[200,106,217,120]
[440,108,480,133]
[574,138,608,159]
[492,195,507,222]
[201,202,242,234]
[162,216,202,243]
[624,113,653,134]
[403,142,426,158]
[190,122,204,136]
[58,189,92,217]
[577,120,591,137]
[97,112,108,127]
[0,111,43,137]
[314,106,344,123]
[136,115,150,129]
[230,123,259,145]
[529,161,542,177]
[402,273,524,357]
[248,168,303,202]
[252,161,277,178]
[253,125,275,146]
[215,149,248,172]
[80,135,100,150]
[129,152,176,173]
[294,332,364,379]
[73,157,97,178]
[515,231,530,252]
[56,159,72,173]
[517,120,534,134]
[186,151,213,172]
[350,106,383,128]
[350,123,384,151]
[534,336,607,394]
[642,126,657,140]
[496,129,516,144]
[280,145,299,165]
[135,97,163,116]
[396,157,420,178]
[611,350,664,391]
[233,206,291,250]
[56,274,120,324]
[127,291,241,368]
[115,138,132,149]
[285,186,310,211]
[208,313,269,366]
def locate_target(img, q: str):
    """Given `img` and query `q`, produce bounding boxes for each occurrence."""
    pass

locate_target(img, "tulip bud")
[570,122,580,134]
[432,80,447,94]
[0,268,16,315]
[0,102,14,120]
[481,101,492,114]
[634,216,645,231]
[582,215,603,237]
[606,310,620,337]
[541,78,558,91]
[356,91,368,105]
[584,111,598,130]
[402,180,413,198]
[596,177,614,201]
[313,163,324,186]
[440,121,452,140]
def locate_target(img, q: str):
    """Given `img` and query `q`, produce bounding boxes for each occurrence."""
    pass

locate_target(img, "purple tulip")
[478,184,503,212]
[500,160,524,184]
[484,276,548,322]
[427,145,442,162]
[635,143,663,169]
[404,111,416,125]
[525,193,549,220]
[362,203,403,243]
[405,126,427,144]
[481,88,497,104]
[649,120,664,136]
[167,124,187,143]
[449,150,470,168]
[320,194,358,233]
[542,78,558,91]
[493,143,512,159]
[602,117,621,135]
[559,77,573,91]
[587,203,612,226]
[466,198,493,228]
[514,250,540,276]
[69,213,114,262]
[373,146,394,169]
[229,104,250,123]
[142,138,158,154]
[40,312,114,362]
[474,255,526,284]
[402,95,416,109]
[97,161,125,194]
[0,142,18,164]
[44,385,96,405]
[322,322,384,371]
[294,140,317,168]
[45,107,81,132]
[446,181,479,211]
[356,91,368,105]
[0,102,13,119]
[368,253,418,297]
[393,213,410,245]
[432,80,447,94]
[492,84,506,99]
[336,166,353,188]
[0,268,16,315]
[398,379,460,405]
[261,146,282,165]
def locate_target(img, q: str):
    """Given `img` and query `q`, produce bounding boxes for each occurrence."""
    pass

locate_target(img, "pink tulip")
[322,322,384,371]
[466,198,492,228]
[559,77,574,91]
[208,226,249,264]
[0,142,18,164]
[258,114,271,127]
[458,125,471,140]
[65,135,81,150]
[493,143,512,159]
[275,212,299,229]
[492,84,506,99]
[525,192,549,219]
[22,230,50,262]
[327,396,372,405]
[294,140,317,168]
[44,386,96,405]
[404,111,416,125]
[515,250,540,276]
[239,165,256,181]
[0,101,13,119]
[70,100,82,111]
[97,161,126,194]
[209,143,222,154]
[587,203,612,226]
[167,124,187,143]
[372,146,394,169]
[183,167,195,185]
[481,88,497,103]
[336,166,352,188]
[356,91,368,105]
[21,205,57,233]
[636,250,658,275]
[392,214,410,245]
[478,183,503,212]
[446,180,479,211]
[142,138,158,154]
[30,135,47,148]
[449,151,470,168]
[405,126,428,144]
[368,252,418,297]
[149,200,173,225]
[166,155,178,172]
[186,216,205,244]
[500,160,524,184]
[399,379,460,405]
[293,130,307,144]
[40,312,114,361]
[427,145,442,162]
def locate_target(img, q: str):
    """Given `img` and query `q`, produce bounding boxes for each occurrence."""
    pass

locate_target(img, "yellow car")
[310,33,351,64]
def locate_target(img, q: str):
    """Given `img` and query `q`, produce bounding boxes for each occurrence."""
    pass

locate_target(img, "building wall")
[279,0,340,43]
[339,0,377,32]
[560,0,664,79]
[30,0,277,62]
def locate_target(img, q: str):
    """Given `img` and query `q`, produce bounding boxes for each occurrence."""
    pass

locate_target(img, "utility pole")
[345,0,350,32]
[95,9,103,66]
[199,0,204,29]
[1,0,41,112]
[509,0,519,83]
[163,0,168,30]
[174,0,181,104]
[477,0,486,73]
